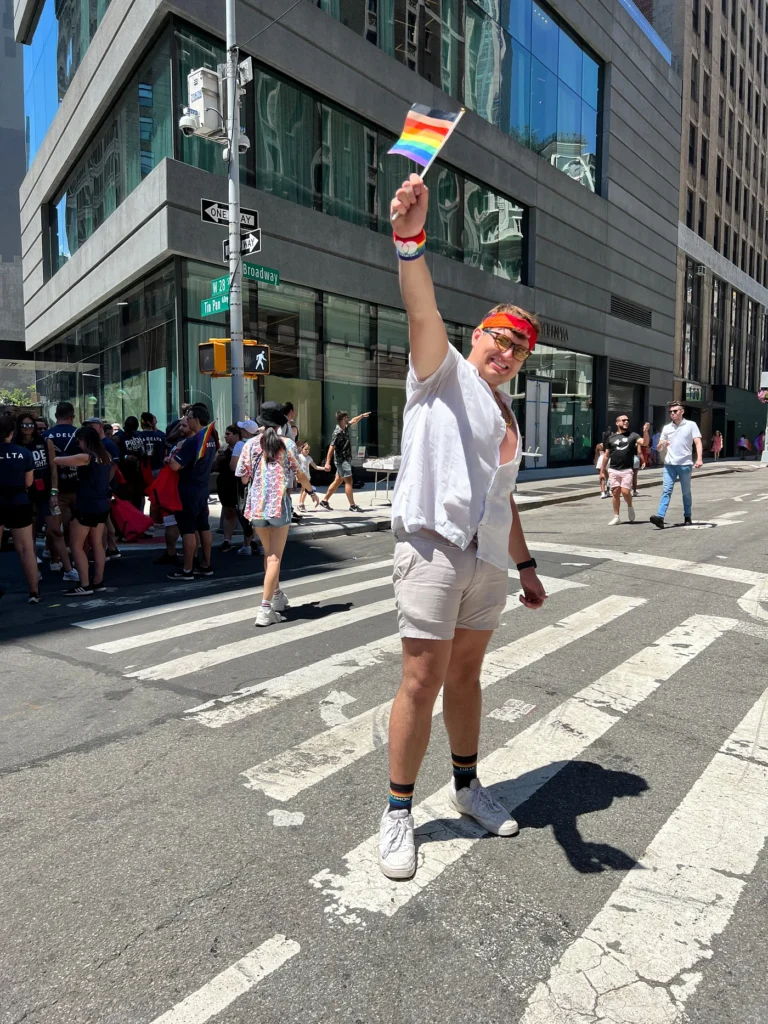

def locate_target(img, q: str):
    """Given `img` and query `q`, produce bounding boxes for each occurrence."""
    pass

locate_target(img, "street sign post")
[200,198,258,231]
[209,263,280,298]
[222,229,261,262]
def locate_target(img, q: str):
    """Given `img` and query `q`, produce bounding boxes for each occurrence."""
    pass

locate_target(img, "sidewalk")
[121,460,764,550]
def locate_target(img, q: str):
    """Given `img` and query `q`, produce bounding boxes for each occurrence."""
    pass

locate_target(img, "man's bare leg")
[442,628,493,757]
[388,637,453,784]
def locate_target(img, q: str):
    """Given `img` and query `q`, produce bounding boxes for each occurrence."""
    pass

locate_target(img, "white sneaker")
[448,777,518,836]
[608,514,621,525]
[600,492,610,499]
[49,561,63,572]
[632,490,640,497]
[628,507,636,523]
[237,545,252,557]
[378,808,416,879]
[254,604,284,627]
[63,568,80,582]
[271,590,289,613]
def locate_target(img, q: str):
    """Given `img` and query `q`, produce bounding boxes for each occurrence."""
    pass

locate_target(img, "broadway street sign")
[209,263,280,298]
[200,198,258,231]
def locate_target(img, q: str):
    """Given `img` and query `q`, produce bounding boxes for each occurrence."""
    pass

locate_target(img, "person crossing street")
[602,415,650,525]
[650,401,703,529]
[378,173,547,881]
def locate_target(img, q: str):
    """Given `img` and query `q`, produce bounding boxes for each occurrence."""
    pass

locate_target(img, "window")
[686,190,695,229]
[755,141,759,176]
[722,0,727,16]
[710,278,727,385]
[748,80,753,113]
[746,300,759,389]
[714,214,721,250]
[726,164,733,201]
[682,259,702,381]
[729,290,743,386]
[703,71,711,113]
[746,132,751,169]
[463,179,525,280]
[742,238,747,269]
[701,134,709,175]
[731,2,736,29]
[463,0,601,192]
[705,7,712,48]
[764,103,767,134]
[739,65,745,100]
[721,35,727,72]
[254,69,320,210]
[744,187,749,217]
[750,25,755,59]
[750,247,755,276]
[691,55,699,101]
[733,232,739,264]
[698,199,707,237]
[737,121,743,158]
[730,50,736,87]
[719,94,726,135]
[741,10,746,46]
[48,32,172,275]
[760,203,764,234]
[728,106,734,146]
[758,253,763,282]
[759,41,763,70]
[723,223,731,260]
[752,194,757,226]
[735,176,741,209]
[762,152,766,185]
[716,153,723,192]
[689,121,698,164]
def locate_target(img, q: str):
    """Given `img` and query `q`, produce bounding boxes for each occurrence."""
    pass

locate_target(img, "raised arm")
[391,174,448,380]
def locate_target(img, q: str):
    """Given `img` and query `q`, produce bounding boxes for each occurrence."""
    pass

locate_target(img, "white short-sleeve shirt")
[391,344,522,571]
[660,418,701,466]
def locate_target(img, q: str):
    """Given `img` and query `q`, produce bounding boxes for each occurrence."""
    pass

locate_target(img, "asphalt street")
[2,469,768,1024]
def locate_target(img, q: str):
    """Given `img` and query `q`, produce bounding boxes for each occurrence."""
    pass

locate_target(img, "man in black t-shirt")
[167,403,218,581]
[44,401,80,538]
[603,415,650,526]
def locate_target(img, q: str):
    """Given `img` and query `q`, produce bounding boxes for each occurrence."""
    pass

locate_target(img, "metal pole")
[226,0,244,424]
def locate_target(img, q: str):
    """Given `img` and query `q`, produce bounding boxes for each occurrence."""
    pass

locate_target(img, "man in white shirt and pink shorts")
[379,173,548,880]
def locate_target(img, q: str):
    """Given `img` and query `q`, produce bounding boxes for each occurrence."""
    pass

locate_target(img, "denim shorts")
[335,461,353,479]
[252,494,292,528]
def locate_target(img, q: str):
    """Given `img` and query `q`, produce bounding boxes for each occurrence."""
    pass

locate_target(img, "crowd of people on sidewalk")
[0,397,372,607]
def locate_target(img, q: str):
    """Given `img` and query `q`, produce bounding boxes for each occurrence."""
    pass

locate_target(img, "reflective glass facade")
[33,263,177,427]
[313,0,601,192]
[23,0,112,167]
[34,259,593,466]
[47,31,172,273]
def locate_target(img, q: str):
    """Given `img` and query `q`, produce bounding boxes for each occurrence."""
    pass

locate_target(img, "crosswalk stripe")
[149,933,300,1024]
[519,684,768,1024]
[125,598,397,682]
[241,591,628,801]
[309,614,737,925]
[530,542,768,585]
[186,575,583,726]
[88,576,394,654]
[74,559,394,630]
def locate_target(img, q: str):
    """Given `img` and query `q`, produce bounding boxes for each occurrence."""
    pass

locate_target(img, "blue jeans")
[657,465,693,519]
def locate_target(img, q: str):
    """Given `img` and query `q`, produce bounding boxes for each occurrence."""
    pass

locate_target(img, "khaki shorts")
[393,528,508,641]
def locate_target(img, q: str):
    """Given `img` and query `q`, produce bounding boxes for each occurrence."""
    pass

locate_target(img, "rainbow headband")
[481,312,538,351]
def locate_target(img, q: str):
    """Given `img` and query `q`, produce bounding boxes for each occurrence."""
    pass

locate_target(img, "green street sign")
[200,294,229,317]
[211,275,230,297]
[243,262,280,286]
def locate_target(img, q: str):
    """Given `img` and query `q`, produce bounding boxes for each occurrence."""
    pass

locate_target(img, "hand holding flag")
[390,174,429,237]
[388,103,464,222]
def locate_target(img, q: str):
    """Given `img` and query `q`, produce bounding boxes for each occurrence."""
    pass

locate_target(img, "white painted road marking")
[242,595,631,803]
[88,576,394,654]
[520,686,768,1024]
[74,559,393,630]
[487,698,537,722]
[319,690,357,727]
[186,576,583,727]
[309,615,736,925]
[267,810,305,827]
[149,933,300,1024]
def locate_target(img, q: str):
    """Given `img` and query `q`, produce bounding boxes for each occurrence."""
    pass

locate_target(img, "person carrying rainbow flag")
[167,402,218,581]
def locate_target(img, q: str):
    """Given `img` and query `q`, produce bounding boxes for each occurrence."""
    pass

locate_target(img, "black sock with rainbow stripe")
[388,780,414,812]
[452,752,478,790]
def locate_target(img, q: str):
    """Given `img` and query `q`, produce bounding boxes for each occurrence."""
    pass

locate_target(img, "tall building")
[0,0,28,401]
[650,0,768,453]
[14,0,680,469]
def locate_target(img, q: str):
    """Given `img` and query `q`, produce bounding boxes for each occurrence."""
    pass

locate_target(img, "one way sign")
[200,198,258,232]
[223,229,261,262]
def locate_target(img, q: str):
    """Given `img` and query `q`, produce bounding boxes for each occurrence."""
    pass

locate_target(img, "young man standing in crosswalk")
[380,173,548,880]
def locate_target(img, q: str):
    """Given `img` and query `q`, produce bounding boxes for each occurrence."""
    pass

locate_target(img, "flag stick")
[391,108,465,223]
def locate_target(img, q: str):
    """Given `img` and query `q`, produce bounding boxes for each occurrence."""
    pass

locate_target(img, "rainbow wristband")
[393,229,426,261]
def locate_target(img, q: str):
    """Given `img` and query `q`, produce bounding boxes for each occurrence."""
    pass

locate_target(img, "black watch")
[516,558,537,572]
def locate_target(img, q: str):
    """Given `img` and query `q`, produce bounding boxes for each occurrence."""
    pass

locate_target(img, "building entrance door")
[525,378,550,469]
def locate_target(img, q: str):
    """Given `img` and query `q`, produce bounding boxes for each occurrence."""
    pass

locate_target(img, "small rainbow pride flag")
[197,421,216,459]
[388,104,464,171]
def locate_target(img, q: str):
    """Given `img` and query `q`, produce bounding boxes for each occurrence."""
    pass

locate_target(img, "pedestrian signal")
[198,339,270,377]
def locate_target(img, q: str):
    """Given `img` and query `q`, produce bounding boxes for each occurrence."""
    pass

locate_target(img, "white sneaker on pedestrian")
[608,514,621,525]
[271,590,289,613]
[627,507,636,523]
[378,807,416,879]
[254,604,284,627]
[63,568,80,582]
[632,490,640,497]
[237,545,252,557]
[49,561,63,572]
[448,778,518,836]
[600,492,610,499]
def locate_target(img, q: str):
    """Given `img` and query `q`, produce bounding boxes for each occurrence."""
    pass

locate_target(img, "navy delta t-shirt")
[174,428,217,501]
[138,428,167,470]
[44,424,79,490]
[0,442,34,505]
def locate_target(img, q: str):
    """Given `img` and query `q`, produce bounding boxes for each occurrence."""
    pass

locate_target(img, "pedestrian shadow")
[414,760,647,874]
[284,601,354,622]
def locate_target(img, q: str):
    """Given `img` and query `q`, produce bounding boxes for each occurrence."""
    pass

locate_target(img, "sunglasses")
[20,422,35,428]
[483,329,531,362]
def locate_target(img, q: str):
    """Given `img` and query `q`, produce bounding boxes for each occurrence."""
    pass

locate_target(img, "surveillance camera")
[179,111,200,137]
[238,132,251,155]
